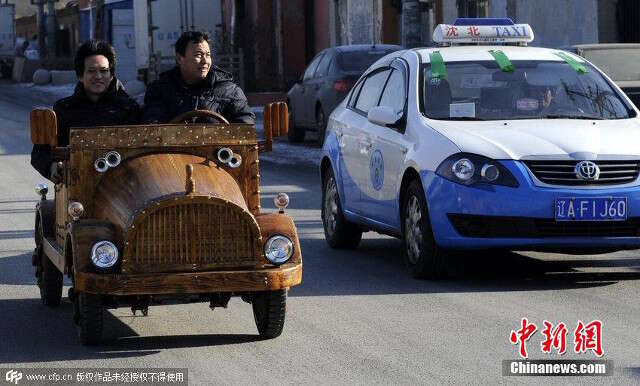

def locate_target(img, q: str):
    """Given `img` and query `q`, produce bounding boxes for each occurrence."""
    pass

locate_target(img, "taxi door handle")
[363,142,373,151]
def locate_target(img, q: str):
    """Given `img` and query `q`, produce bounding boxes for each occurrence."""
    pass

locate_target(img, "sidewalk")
[0,81,322,169]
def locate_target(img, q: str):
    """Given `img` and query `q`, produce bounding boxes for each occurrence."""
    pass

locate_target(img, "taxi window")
[421,60,636,120]
[303,54,324,81]
[355,69,391,114]
[348,79,365,108]
[378,69,406,116]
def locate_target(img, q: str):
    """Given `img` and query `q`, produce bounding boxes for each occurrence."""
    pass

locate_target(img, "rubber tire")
[36,222,63,307]
[77,292,103,346]
[322,168,362,249]
[316,105,327,146]
[252,289,287,339]
[402,179,446,279]
[287,105,306,143]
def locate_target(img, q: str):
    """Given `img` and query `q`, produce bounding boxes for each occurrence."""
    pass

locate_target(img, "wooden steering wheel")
[170,109,230,124]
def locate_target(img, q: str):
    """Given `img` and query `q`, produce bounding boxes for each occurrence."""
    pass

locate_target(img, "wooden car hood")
[93,153,248,231]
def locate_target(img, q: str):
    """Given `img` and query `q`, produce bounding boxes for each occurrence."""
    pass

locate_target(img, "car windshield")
[338,50,394,72]
[421,60,635,121]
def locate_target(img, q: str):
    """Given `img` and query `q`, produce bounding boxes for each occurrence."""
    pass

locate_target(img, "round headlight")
[452,158,475,181]
[264,235,293,265]
[481,163,500,182]
[90,241,119,268]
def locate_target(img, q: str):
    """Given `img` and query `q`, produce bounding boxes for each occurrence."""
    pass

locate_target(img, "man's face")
[80,55,112,96]
[177,40,211,84]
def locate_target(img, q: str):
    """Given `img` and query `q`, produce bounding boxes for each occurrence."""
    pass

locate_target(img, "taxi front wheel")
[402,180,446,279]
[322,169,362,249]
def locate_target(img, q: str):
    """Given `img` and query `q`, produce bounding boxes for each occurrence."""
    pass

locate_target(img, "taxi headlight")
[436,153,519,187]
[90,241,119,268]
[452,159,474,181]
[264,235,293,265]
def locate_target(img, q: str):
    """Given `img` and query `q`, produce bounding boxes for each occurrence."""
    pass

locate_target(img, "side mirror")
[368,105,399,126]
[30,108,58,146]
[260,102,289,152]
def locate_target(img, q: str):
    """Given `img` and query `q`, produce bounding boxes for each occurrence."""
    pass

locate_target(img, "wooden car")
[30,104,302,345]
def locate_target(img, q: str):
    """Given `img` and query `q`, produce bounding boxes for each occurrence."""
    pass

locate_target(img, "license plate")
[555,197,628,221]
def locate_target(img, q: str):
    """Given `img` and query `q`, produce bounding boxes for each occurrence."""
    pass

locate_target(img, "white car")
[320,18,640,279]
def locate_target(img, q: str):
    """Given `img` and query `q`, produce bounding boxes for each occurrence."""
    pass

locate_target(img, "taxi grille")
[123,201,262,273]
[449,214,640,238]
[524,160,640,186]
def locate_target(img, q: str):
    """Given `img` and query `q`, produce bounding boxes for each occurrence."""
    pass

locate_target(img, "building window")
[457,0,489,18]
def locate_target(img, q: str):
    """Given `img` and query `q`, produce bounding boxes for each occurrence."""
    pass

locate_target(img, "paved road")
[0,89,638,385]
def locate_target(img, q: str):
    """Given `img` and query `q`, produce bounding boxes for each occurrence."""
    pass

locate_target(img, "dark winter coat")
[30,78,140,179]
[141,66,254,124]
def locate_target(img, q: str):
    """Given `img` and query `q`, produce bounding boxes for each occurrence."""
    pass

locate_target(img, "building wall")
[15,15,38,40]
[333,0,384,46]
[597,0,618,43]
[512,0,598,47]
[314,0,330,52]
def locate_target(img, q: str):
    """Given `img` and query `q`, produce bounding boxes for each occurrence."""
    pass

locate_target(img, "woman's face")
[80,55,112,96]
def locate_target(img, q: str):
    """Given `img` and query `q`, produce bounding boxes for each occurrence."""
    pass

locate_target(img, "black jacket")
[30,78,140,179]
[141,66,254,124]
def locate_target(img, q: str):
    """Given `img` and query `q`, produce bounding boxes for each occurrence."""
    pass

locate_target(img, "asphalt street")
[0,85,638,385]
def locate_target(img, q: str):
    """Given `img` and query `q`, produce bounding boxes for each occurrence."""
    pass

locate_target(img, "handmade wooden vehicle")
[30,103,302,345]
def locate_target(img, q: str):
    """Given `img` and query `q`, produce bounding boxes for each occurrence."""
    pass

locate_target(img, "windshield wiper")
[542,113,604,120]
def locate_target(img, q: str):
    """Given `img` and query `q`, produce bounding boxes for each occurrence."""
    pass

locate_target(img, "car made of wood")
[30,104,302,345]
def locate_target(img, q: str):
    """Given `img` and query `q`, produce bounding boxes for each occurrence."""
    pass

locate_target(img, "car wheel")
[322,168,362,249]
[402,179,446,279]
[316,105,327,146]
[76,292,103,346]
[287,104,305,143]
[35,223,62,307]
[252,289,286,339]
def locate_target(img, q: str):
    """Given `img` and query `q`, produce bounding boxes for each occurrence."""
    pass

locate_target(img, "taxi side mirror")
[260,102,289,152]
[30,108,58,147]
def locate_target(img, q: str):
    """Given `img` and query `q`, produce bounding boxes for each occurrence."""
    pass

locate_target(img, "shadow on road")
[290,237,640,297]
[0,297,263,364]
[0,298,157,363]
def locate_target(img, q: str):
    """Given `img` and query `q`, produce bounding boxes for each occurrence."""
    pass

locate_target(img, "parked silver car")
[571,44,640,107]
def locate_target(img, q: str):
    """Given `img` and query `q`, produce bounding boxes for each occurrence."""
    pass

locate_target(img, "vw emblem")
[575,161,600,181]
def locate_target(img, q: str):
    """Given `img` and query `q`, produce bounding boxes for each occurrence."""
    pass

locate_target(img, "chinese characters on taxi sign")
[509,318,603,358]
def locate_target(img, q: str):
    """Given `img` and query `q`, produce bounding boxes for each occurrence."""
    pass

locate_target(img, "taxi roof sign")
[433,18,534,45]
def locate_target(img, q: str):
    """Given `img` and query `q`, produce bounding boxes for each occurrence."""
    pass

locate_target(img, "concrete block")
[32,69,51,85]
[50,70,77,85]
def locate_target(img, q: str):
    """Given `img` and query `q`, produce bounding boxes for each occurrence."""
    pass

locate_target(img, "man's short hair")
[175,31,210,56]
[74,40,116,77]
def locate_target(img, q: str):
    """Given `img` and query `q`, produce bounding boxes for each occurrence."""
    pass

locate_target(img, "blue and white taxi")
[320,18,640,278]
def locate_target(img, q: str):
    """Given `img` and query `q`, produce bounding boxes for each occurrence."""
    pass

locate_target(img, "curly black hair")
[175,31,210,56]
[74,40,116,77]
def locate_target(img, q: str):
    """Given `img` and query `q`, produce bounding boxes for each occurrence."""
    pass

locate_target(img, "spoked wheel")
[252,290,287,339]
[76,292,103,346]
[35,223,62,307]
[322,168,362,249]
[402,180,446,279]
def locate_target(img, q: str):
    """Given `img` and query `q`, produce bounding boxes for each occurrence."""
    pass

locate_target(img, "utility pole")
[31,0,57,59]
[401,0,421,48]
[46,0,56,58]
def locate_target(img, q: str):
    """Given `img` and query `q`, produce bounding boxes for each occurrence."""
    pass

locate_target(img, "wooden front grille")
[123,199,262,273]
